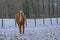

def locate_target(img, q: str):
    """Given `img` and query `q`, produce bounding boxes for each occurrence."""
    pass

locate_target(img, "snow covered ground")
[0,18,60,40]
[0,27,60,40]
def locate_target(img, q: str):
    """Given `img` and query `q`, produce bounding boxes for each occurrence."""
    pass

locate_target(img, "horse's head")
[19,10,24,16]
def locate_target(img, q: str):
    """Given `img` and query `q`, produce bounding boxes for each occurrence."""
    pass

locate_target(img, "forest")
[0,0,60,18]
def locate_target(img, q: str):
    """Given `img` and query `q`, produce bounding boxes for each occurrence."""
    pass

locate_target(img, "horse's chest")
[20,15,23,21]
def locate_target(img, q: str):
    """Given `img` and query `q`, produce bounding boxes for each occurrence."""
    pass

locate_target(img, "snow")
[27,19,35,27]
[0,18,60,40]
[0,18,60,28]
[0,27,60,40]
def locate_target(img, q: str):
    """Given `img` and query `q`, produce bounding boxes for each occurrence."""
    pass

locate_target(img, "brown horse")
[15,10,26,34]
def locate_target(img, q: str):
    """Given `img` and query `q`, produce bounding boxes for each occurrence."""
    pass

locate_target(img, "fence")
[0,18,60,28]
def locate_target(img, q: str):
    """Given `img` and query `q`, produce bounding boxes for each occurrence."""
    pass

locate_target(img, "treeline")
[0,0,60,18]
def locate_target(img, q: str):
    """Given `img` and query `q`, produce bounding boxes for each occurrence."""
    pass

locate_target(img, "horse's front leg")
[23,24,25,34]
[19,25,22,34]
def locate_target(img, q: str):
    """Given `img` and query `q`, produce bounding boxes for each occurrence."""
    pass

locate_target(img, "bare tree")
[1,6,4,27]
[56,0,58,24]
[42,0,45,25]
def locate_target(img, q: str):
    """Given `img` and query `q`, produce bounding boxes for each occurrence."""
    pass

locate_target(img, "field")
[0,18,60,40]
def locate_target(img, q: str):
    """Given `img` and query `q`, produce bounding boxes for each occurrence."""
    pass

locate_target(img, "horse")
[15,11,26,34]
